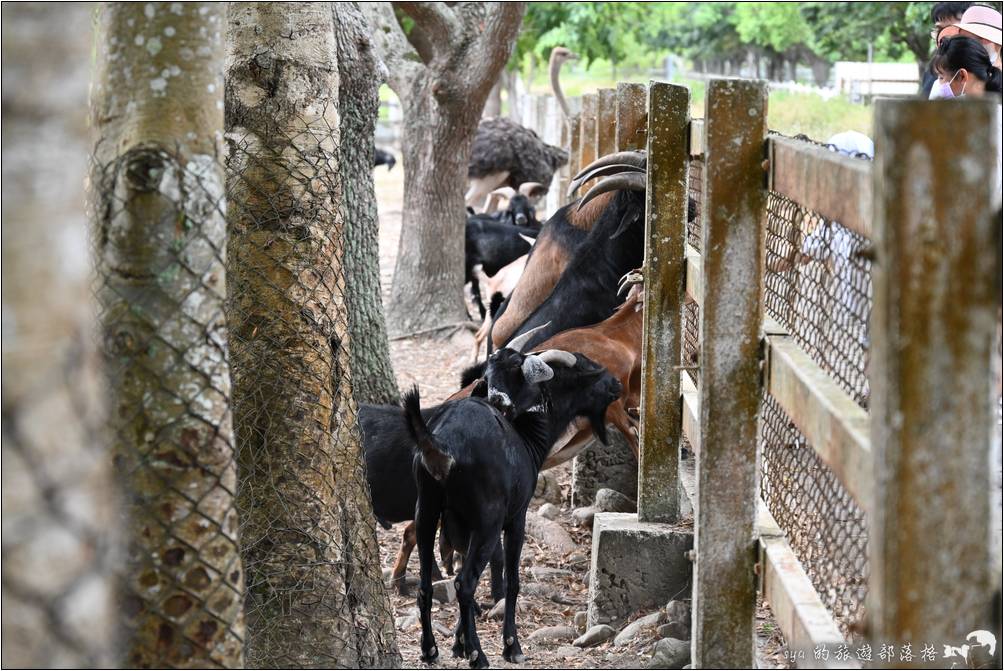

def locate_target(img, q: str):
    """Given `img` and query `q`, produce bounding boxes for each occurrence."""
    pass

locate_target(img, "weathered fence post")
[579,93,598,181]
[638,82,690,523]
[615,82,648,151]
[867,98,1000,657]
[692,78,767,668]
[596,88,617,158]
[565,97,582,204]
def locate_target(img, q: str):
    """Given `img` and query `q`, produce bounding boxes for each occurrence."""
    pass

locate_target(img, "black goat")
[374,147,396,170]
[404,348,622,668]
[465,217,538,320]
[490,193,539,228]
[359,402,505,603]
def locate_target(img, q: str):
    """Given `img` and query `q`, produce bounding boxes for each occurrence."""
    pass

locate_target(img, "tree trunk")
[225,3,400,666]
[1,4,117,667]
[365,2,526,337]
[484,76,503,118]
[333,2,400,406]
[386,77,475,336]
[90,3,244,667]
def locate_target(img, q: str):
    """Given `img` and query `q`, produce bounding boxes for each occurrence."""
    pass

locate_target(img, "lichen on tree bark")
[224,3,400,667]
[90,3,244,667]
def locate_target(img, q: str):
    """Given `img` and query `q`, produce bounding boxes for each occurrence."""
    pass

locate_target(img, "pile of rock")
[571,487,637,529]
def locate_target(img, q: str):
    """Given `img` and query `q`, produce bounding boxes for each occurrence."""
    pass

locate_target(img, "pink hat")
[955,5,1003,46]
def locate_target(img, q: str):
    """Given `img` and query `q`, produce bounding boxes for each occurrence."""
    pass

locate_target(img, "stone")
[523,582,579,605]
[538,502,560,520]
[525,512,577,554]
[572,506,597,529]
[573,624,616,648]
[557,645,583,658]
[530,566,572,580]
[433,622,452,637]
[527,625,578,644]
[595,488,637,513]
[432,578,455,603]
[614,611,666,646]
[664,600,691,627]
[535,471,563,504]
[487,598,521,620]
[382,567,393,581]
[572,432,637,507]
[648,638,690,669]
[395,615,419,631]
[573,611,588,633]
[587,513,693,629]
[657,621,690,640]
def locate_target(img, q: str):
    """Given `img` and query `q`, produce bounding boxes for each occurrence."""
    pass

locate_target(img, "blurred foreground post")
[868,98,1001,658]
[1,4,117,666]
[90,2,244,666]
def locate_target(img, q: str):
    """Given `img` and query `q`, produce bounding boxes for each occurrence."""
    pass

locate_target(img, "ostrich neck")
[549,54,571,120]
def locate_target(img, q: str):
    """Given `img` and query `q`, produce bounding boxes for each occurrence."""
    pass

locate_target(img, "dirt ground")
[371,156,790,669]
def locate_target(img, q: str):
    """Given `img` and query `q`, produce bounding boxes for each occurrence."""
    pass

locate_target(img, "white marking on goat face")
[488,387,512,408]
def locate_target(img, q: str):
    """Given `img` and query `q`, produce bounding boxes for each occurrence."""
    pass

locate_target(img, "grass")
[378,65,874,143]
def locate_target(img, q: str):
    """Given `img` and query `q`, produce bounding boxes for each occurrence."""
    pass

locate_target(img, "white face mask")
[929,70,962,99]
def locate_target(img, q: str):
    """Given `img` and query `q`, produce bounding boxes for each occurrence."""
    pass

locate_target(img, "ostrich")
[549,46,579,121]
[465,48,578,210]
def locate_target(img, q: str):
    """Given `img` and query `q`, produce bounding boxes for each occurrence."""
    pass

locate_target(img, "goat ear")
[611,209,640,239]
[589,413,610,445]
[522,354,554,383]
[471,379,488,398]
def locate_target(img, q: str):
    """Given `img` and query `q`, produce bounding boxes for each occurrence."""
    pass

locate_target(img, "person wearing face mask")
[930,35,1003,98]
[922,2,975,98]
[952,4,1003,71]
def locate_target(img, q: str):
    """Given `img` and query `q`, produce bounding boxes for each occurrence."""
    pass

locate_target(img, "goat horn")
[491,186,517,200]
[572,150,646,182]
[505,322,551,353]
[535,349,577,367]
[519,182,546,197]
[576,172,647,211]
[519,233,537,246]
[568,164,645,197]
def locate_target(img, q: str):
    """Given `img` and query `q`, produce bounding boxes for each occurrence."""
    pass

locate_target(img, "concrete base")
[586,513,694,628]
[571,431,637,507]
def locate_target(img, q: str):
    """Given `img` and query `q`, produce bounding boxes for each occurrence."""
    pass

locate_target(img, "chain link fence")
[759,135,873,638]
[223,84,399,666]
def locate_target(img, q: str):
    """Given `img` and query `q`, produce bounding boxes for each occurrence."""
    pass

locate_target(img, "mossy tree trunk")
[1,4,117,667]
[333,2,400,405]
[363,2,526,337]
[225,3,401,666]
[90,3,244,667]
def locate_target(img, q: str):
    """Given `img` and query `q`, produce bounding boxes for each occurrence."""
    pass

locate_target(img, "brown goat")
[489,191,615,350]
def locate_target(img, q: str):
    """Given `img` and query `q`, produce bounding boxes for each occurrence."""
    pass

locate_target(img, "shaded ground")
[371,156,789,669]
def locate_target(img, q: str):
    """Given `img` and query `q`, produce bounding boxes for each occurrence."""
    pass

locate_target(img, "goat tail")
[402,386,454,482]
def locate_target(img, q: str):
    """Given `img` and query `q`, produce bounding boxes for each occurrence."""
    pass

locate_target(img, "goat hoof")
[452,638,465,658]
[394,578,411,597]
[503,642,525,664]
[421,646,439,664]
[469,649,489,669]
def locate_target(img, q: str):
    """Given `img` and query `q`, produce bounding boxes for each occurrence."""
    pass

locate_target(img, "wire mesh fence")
[683,156,704,387]
[91,143,245,667]
[759,136,873,638]
[223,89,399,667]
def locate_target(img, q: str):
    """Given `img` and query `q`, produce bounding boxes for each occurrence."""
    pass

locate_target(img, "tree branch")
[463,2,526,99]
[359,1,425,95]
[396,2,462,58]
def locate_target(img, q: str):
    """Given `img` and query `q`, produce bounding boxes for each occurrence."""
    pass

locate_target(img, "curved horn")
[568,163,645,196]
[519,182,546,198]
[505,321,551,353]
[572,150,646,182]
[519,233,537,247]
[535,349,577,367]
[491,186,516,200]
[576,172,647,211]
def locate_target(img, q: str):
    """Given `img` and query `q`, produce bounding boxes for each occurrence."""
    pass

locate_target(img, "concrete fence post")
[616,82,648,152]
[596,88,617,159]
[578,94,598,183]
[638,82,690,524]
[692,77,768,668]
[867,98,1000,659]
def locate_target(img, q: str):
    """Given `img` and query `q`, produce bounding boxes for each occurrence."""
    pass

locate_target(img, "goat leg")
[391,521,417,596]
[456,529,499,669]
[416,492,443,663]
[488,537,506,605]
[501,516,527,664]
[607,402,640,460]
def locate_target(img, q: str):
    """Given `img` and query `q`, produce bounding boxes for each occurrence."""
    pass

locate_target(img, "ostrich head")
[549,47,579,120]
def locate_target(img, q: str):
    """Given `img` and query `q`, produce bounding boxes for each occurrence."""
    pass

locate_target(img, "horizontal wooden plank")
[769,136,872,240]
[685,244,702,304]
[681,372,700,455]
[766,336,873,512]
[689,118,704,156]
[758,500,858,669]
